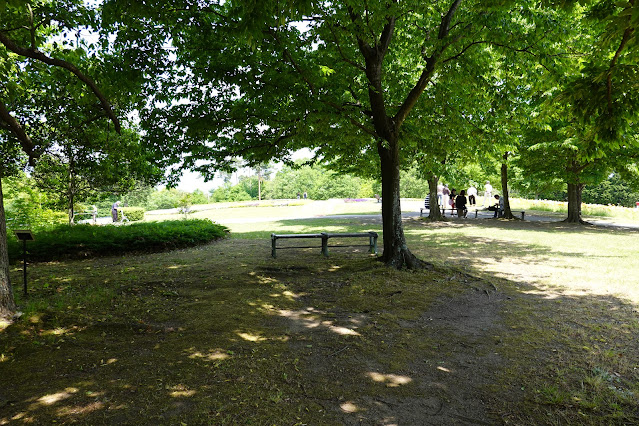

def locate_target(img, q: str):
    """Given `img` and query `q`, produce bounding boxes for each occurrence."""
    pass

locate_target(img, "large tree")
[104,0,561,268]
[523,0,639,223]
[0,0,123,318]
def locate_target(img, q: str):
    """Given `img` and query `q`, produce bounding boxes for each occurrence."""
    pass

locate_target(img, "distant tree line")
[4,164,638,230]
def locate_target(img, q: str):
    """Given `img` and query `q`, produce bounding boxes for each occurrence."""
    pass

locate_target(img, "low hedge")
[7,219,229,263]
[119,207,145,222]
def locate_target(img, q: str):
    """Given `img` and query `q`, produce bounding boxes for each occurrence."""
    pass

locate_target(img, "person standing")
[437,182,444,208]
[483,181,493,206]
[442,185,450,213]
[467,184,477,206]
[450,188,457,210]
[111,201,120,223]
[456,190,468,218]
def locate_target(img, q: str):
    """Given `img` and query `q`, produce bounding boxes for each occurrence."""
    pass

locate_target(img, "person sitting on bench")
[488,194,504,218]
[455,190,468,218]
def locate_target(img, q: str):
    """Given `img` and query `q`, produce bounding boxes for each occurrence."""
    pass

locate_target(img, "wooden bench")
[271,232,379,258]
[419,207,525,219]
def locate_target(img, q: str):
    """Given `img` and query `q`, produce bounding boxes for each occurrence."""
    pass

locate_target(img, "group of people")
[426,181,504,218]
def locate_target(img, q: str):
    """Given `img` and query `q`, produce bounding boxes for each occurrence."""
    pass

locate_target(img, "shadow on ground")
[1,235,638,424]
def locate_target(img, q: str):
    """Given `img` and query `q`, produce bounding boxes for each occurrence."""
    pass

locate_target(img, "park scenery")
[1,1,639,425]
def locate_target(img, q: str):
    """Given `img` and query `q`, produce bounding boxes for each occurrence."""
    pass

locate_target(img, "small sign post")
[13,230,34,297]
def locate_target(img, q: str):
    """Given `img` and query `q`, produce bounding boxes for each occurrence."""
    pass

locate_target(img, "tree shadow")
[1,238,638,424]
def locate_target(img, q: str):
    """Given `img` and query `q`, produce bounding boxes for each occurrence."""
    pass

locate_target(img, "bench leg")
[369,234,378,255]
[321,234,329,257]
[521,211,525,220]
[271,234,277,258]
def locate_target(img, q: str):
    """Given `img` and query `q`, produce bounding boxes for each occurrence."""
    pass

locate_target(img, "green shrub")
[118,207,145,221]
[7,219,229,263]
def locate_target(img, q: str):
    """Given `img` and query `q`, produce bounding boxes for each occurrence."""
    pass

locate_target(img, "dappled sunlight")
[267,290,300,302]
[40,327,71,336]
[249,271,280,285]
[237,331,267,342]
[366,372,413,387]
[56,400,105,416]
[0,319,10,331]
[340,401,360,413]
[28,388,79,411]
[235,329,290,343]
[329,325,360,336]
[28,314,45,324]
[328,265,342,272]
[278,308,361,336]
[5,412,35,423]
[168,384,196,398]
[259,302,276,311]
[186,348,231,362]
[166,264,189,270]
[258,276,279,285]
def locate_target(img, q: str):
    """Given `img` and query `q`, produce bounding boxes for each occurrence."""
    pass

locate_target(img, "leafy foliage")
[118,207,145,222]
[582,173,639,207]
[6,219,228,263]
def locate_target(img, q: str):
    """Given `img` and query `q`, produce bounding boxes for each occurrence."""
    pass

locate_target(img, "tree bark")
[0,178,17,319]
[68,177,75,225]
[500,152,514,219]
[378,138,431,269]
[564,182,587,224]
[427,174,444,220]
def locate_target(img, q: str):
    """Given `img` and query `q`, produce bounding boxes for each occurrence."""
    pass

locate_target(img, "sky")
[175,170,222,194]
[171,148,314,194]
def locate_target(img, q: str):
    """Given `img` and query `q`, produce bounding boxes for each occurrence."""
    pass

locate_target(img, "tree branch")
[439,0,463,39]
[607,26,634,112]
[395,0,463,127]
[269,28,377,137]
[0,98,38,163]
[0,31,121,134]
[328,25,366,72]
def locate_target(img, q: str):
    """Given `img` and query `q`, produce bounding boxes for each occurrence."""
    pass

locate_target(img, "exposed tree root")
[379,247,434,270]
[562,218,592,225]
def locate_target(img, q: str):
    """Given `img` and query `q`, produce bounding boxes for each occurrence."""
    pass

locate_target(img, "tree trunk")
[500,152,514,219]
[68,164,75,225]
[564,182,586,224]
[378,139,431,269]
[0,178,17,319]
[68,185,75,225]
[427,174,444,220]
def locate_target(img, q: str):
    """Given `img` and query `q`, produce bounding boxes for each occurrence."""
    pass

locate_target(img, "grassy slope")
[1,202,639,424]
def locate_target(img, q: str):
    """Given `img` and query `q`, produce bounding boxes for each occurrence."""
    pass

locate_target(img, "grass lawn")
[1,202,638,424]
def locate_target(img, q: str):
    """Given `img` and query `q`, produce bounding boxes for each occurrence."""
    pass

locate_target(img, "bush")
[118,207,145,222]
[7,219,229,263]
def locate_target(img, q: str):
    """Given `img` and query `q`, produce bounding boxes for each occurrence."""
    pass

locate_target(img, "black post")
[22,238,27,297]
